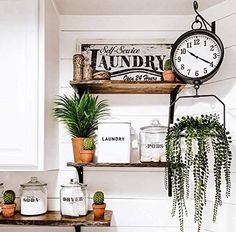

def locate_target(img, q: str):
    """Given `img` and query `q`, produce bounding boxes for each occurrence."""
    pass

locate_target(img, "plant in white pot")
[53,91,109,163]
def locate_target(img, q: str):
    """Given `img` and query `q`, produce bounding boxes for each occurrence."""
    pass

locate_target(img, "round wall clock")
[171,29,224,85]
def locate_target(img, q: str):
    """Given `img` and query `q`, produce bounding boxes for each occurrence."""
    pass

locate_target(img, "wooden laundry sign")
[77,40,172,81]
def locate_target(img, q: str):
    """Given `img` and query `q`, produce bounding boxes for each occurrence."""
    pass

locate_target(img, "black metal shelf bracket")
[75,165,84,183]
[74,226,81,232]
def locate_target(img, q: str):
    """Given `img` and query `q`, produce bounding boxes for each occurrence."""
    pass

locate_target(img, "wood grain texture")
[0,211,112,227]
[67,162,168,168]
[70,80,185,94]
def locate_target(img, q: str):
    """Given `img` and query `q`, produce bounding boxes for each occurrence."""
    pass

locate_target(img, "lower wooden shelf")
[0,210,112,227]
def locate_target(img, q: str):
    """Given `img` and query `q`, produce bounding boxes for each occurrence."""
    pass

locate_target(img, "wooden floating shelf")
[70,80,185,94]
[0,211,112,227]
[67,162,168,168]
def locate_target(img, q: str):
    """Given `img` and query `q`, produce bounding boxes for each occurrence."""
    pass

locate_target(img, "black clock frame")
[171,29,224,85]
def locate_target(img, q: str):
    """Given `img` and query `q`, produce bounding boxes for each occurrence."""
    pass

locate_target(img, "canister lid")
[61,178,87,188]
[20,177,47,187]
[140,119,167,132]
[99,117,131,124]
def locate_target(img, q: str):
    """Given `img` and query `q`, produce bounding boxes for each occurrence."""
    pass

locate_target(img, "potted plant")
[163,59,175,82]
[165,114,232,232]
[2,190,16,217]
[80,137,95,163]
[53,92,109,163]
[92,191,106,220]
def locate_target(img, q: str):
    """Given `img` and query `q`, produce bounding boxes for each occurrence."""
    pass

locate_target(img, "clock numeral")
[204,68,208,74]
[213,53,218,59]
[177,56,181,62]
[187,42,192,48]
[204,40,207,46]
[181,48,186,54]
[187,69,191,75]
[194,39,200,45]
[195,70,199,76]
[210,45,215,51]
[210,62,214,67]
[181,64,185,70]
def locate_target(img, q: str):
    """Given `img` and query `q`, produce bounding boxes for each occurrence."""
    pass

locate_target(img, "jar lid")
[140,119,167,132]
[20,177,47,187]
[61,178,87,188]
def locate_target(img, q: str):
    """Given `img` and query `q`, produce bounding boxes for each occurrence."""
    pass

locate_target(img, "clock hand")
[187,50,198,59]
[197,56,211,65]
[187,50,214,66]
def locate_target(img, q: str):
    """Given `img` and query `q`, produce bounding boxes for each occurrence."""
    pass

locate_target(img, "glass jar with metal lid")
[20,177,47,215]
[139,119,167,162]
[60,178,88,217]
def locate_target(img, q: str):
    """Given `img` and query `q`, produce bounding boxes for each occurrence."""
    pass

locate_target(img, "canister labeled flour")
[20,177,47,215]
[60,179,88,217]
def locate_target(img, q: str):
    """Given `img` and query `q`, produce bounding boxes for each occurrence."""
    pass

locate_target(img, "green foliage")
[83,137,95,150]
[93,191,104,204]
[165,114,232,232]
[164,59,172,70]
[53,92,110,138]
[3,190,15,204]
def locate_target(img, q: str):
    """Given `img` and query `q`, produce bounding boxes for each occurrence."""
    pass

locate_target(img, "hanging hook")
[191,0,212,31]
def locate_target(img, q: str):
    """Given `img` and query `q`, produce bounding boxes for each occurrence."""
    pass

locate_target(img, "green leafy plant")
[83,138,95,150]
[164,59,172,71]
[3,190,15,204]
[93,191,104,204]
[53,92,110,138]
[165,114,232,232]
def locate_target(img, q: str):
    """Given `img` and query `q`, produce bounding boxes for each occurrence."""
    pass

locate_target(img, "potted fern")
[53,92,109,163]
[165,114,232,232]
[163,59,175,82]
[80,137,95,163]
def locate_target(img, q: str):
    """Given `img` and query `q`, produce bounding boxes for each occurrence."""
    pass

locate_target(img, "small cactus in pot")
[163,59,175,82]
[80,138,95,163]
[92,191,106,220]
[2,190,16,217]
[83,138,95,150]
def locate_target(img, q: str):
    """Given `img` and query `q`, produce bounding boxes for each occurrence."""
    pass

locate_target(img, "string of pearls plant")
[165,114,232,232]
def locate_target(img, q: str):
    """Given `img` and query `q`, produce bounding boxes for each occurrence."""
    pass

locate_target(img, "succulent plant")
[164,59,172,70]
[83,138,95,150]
[93,191,104,204]
[3,190,15,204]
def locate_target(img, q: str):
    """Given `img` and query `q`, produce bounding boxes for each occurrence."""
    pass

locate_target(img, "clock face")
[171,29,224,84]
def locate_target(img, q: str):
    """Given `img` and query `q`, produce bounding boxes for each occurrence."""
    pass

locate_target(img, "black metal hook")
[168,94,226,128]
[191,0,212,31]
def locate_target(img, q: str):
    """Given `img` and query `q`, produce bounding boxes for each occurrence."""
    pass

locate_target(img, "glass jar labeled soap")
[60,179,88,217]
[20,177,47,215]
[139,119,167,162]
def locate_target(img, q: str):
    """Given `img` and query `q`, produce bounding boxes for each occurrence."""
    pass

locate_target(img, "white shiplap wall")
[1,1,236,232]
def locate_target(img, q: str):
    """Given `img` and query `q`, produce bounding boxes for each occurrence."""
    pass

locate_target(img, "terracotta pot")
[163,70,176,82]
[80,150,95,163]
[92,203,106,220]
[2,203,16,217]
[71,137,84,163]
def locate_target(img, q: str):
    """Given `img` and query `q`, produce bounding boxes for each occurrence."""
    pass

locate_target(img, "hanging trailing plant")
[165,114,232,232]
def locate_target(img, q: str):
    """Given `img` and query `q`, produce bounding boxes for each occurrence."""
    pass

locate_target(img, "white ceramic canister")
[97,118,131,163]
[60,179,88,217]
[20,177,47,215]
